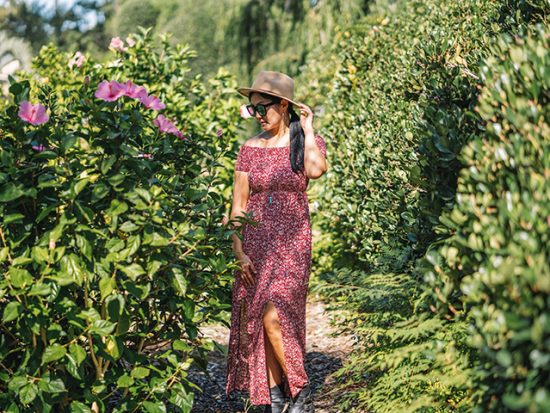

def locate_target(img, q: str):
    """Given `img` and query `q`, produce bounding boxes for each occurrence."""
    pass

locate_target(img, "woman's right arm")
[230,170,257,286]
[230,170,250,256]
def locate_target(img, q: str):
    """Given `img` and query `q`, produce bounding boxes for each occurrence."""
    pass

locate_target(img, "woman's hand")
[297,102,314,134]
[236,251,257,287]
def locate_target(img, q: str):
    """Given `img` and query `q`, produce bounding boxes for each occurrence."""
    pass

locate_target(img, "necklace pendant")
[268,195,273,204]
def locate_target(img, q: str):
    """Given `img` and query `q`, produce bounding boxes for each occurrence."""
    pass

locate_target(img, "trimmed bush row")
[306,0,549,411]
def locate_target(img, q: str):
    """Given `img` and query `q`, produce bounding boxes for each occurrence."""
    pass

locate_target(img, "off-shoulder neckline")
[243,144,290,149]
[242,135,322,150]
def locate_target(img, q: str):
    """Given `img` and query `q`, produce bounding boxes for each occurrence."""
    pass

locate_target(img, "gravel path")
[188,293,356,413]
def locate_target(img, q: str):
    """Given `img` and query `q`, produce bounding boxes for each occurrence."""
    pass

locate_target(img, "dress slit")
[259,297,302,397]
[258,296,306,401]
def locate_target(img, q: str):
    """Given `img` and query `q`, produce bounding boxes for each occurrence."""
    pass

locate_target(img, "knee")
[263,302,281,336]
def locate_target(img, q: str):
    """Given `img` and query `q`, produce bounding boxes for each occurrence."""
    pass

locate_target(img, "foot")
[265,382,289,413]
[288,382,314,413]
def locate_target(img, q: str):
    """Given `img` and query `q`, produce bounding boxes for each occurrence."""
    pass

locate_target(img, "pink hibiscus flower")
[68,51,85,68]
[153,115,184,138]
[95,80,125,102]
[122,80,147,99]
[18,101,49,125]
[240,104,252,119]
[139,93,166,111]
[109,37,127,52]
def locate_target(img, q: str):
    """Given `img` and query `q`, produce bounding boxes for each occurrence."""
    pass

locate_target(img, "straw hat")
[237,70,301,107]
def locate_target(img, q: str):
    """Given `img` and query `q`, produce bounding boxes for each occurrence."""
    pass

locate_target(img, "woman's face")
[249,93,288,131]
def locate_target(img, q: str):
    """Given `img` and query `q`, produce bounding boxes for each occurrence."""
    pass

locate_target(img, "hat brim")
[237,87,301,108]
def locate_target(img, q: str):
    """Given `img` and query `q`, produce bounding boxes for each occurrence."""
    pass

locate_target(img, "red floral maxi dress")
[225,135,327,406]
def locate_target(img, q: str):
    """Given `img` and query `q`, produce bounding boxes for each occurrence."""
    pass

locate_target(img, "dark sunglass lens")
[246,105,255,116]
[257,104,267,116]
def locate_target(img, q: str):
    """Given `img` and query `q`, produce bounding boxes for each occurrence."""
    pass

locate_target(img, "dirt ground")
[188,293,356,413]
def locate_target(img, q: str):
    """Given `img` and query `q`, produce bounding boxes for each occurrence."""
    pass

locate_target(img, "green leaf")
[106,294,125,321]
[107,199,128,217]
[19,383,38,405]
[147,260,162,277]
[105,336,121,360]
[89,319,116,336]
[116,374,134,388]
[59,254,85,286]
[119,221,140,232]
[101,155,117,175]
[120,263,145,281]
[69,343,87,366]
[3,301,22,322]
[41,378,66,393]
[119,235,141,260]
[173,340,192,352]
[131,366,150,379]
[29,283,52,296]
[9,267,33,288]
[5,402,20,413]
[31,246,50,264]
[3,213,25,225]
[75,234,92,261]
[61,134,77,152]
[91,182,109,202]
[143,401,167,413]
[99,276,116,300]
[169,383,194,412]
[66,355,82,380]
[42,344,67,364]
[0,247,9,262]
[70,401,92,413]
[172,269,188,296]
[8,376,27,392]
[144,231,169,247]
[0,183,25,202]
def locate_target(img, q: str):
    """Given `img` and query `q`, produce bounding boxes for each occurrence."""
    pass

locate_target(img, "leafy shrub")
[423,23,550,412]
[306,0,549,411]
[0,30,242,412]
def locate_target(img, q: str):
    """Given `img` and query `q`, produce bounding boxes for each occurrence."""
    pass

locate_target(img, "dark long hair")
[254,92,305,175]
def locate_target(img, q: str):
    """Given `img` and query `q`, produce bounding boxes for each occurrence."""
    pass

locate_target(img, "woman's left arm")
[298,103,328,179]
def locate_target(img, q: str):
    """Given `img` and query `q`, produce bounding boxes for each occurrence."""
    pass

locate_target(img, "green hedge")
[305,0,549,411]
[423,22,550,412]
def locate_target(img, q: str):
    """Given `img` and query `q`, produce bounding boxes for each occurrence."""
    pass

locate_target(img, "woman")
[225,70,328,413]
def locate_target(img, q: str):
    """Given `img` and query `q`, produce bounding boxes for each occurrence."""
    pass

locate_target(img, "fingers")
[240,262,256,287]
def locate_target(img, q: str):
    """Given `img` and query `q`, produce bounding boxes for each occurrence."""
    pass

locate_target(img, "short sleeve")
[315,135,327,158]
[235,145,251,172]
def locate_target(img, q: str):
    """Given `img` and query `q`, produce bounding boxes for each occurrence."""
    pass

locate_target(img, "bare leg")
[263,300,288,387]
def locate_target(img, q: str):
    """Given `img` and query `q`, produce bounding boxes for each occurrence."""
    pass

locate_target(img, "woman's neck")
[265,121,290,140]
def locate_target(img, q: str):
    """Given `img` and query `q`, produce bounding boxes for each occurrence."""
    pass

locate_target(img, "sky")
[19,0,99,30]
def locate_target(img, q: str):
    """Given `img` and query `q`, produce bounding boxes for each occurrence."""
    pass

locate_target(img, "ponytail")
[288,106,305,174]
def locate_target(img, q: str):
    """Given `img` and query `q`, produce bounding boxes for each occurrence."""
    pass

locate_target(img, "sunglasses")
[246,101,279,117]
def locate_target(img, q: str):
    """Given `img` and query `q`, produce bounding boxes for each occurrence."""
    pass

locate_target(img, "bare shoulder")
[243,132,268,147]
